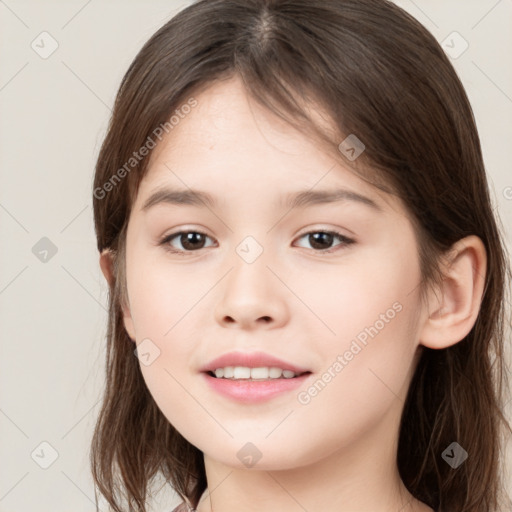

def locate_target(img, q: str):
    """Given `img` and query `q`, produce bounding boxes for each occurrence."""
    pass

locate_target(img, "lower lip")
[202,372,312,403]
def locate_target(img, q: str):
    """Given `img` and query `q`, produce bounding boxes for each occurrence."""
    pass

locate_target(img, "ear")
[99,248,115,287]
[419,235,487,349]
[99,249,136,342]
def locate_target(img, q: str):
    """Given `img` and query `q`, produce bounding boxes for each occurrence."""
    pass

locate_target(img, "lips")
[199,350,310,375]
[202,371,312,403]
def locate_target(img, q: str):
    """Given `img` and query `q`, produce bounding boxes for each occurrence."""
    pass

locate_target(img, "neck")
[194,402,432,512]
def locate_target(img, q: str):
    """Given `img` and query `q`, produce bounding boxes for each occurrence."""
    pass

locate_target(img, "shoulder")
[171,503,195,512]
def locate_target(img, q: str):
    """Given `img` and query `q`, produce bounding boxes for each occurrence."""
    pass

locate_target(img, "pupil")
[179,232,334,251]
[310,232,332,250]
[182,232,204,250]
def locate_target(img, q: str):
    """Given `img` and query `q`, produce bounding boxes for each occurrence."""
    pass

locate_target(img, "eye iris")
[181,232,206,250]
[309,232,333,250]
[171,231,342,252]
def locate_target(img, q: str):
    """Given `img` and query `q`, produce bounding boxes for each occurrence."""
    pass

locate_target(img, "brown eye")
[308,232,334,250]
[161,230,215,253]
[295,230,355,253]
[160,229,355,256]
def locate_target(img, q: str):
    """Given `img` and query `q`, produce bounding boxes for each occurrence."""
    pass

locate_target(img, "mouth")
[201,365,313,403]
[199,351,313,402]
[205,367,312,381]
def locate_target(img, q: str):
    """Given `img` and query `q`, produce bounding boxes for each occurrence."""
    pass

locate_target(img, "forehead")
[136,76,401,216]
[148,76,336,164]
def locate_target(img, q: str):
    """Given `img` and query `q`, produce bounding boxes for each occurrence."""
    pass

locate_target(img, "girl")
[90,1,511,511]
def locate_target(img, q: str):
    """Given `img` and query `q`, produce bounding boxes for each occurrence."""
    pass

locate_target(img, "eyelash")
[158,228,355,256]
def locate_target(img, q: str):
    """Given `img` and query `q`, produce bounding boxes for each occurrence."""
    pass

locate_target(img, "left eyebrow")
[141,186,383,212]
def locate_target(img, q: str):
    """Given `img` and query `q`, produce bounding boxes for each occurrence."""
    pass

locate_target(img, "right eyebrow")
[141,187,216,211]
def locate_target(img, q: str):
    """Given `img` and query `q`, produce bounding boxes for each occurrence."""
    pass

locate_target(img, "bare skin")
[100,76,485,512]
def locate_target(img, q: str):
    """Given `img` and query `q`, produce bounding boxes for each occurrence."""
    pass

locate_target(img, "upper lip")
[200,351,310,374]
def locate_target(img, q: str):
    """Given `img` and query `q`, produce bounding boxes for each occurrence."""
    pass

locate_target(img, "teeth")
[213,366,299,380]
[233,366,251,379]
[268,367,282,378]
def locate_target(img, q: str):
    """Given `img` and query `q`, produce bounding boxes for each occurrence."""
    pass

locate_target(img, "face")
[121,75,426,470]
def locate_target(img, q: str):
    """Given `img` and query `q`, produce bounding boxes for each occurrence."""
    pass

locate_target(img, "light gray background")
[1,1,511,511]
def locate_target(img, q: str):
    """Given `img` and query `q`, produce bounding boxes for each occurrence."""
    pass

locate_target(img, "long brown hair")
[91,1,512,510]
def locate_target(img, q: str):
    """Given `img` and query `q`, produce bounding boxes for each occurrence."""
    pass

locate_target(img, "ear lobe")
[99,249,137,342]
[419,235,487,349]
[99,249,115,287]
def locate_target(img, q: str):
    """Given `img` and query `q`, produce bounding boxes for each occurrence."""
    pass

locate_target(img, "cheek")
[124,224,424,461]
[134,321,205,438]
[125,251,210,424]
[126,252,207,338]
[291,299,420,460]
[295,245,422,416]
[296,244,421,351]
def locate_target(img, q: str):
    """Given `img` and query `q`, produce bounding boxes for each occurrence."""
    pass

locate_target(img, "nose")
[214,252,290,330]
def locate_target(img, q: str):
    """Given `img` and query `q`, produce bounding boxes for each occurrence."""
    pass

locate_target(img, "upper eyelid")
[162,228,354,250]
[163,227,352,240]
